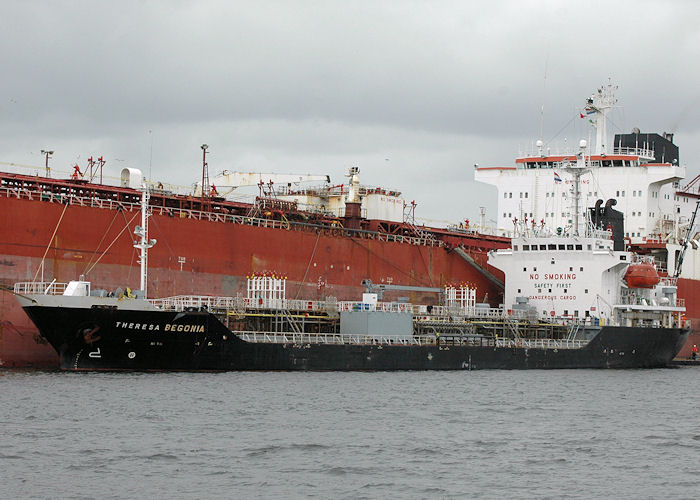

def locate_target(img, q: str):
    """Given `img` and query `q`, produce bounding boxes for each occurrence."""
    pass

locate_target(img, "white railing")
[149,295,242,311]
[0,183,446,248]
[235,331,588,350]
[148,293,515,320]
[235,331,436,346]
[495,338,587,350]
[336,301,414,313]
[13,281,68,295]
[612,146,655,159]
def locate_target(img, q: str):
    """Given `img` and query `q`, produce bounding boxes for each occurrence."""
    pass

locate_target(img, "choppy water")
[2,368,700,499]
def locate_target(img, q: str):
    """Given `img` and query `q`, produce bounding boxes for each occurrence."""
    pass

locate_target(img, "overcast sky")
[1,0,699,225]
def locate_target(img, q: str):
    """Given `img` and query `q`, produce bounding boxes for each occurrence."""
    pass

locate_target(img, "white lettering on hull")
[113,321,204,333]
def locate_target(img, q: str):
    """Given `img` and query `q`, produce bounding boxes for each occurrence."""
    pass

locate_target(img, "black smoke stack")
[589,199,625,251]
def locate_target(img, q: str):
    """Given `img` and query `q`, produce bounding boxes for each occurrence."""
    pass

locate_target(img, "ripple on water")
[1,369,700,499]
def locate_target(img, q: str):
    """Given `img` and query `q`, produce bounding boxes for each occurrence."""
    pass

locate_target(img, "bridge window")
[575,245,582,250]
[567,244,574,250]
[558,244,565,250]
[523,245,530,250]
[540,245,547,250]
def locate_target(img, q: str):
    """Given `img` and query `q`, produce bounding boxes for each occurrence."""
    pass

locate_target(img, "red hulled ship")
[0,163,507,367]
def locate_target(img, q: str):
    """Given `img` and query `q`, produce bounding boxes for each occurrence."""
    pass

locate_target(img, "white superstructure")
[476,82,700,280]
[488,232,683,326]
[276,167,406,222]
[487,142,685,328]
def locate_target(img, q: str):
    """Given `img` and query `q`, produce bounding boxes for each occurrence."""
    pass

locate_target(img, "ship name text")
[114,321,205,333]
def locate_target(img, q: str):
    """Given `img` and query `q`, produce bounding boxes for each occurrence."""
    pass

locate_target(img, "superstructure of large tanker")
[0,156,507,367]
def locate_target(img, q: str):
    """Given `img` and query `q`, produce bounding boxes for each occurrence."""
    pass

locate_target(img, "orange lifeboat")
[624,262,660,288]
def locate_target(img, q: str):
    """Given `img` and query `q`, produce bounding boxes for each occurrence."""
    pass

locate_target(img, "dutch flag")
[554,171,562,183]
[579,106,596,119]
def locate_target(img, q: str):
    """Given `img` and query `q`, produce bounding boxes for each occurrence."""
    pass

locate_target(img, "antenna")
[148,130,153,182]
[201,144,209,201]
[539,53,549,143]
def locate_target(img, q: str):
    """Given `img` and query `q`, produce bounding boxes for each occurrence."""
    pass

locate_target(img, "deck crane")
[673,198,700,279]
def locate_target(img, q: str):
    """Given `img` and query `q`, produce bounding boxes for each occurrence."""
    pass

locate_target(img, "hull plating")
[22,305,689,371]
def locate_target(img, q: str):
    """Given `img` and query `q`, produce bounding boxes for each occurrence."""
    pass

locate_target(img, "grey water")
[2,369,700,499]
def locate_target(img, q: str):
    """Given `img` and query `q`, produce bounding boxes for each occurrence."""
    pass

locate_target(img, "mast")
[562,139,590,236]
[586,81,618,155]
[133,187,156,297]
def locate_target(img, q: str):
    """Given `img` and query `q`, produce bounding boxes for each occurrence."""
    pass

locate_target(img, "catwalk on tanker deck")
[12,150,689,371]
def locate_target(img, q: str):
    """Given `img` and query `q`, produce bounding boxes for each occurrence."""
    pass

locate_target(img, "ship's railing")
[13,281,68,295]
[149,294,518,320]
[234,331,588,349]
[337,301,414,313]
[150,295,335,313]
[414,306,524,320]
[150,295,242,311]
[660,277,678,286]
[0,183,445,249]
[495,337,587,350]
[234,331,438,346]
[612,146,656,158]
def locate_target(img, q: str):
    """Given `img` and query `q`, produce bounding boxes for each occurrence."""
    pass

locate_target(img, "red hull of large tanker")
[675,278,700,359]
[0,194,506,367]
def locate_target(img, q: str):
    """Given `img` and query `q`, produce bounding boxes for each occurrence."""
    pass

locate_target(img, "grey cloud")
[1,0,699,223]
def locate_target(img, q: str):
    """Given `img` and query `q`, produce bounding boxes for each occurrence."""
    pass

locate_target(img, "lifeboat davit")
[624,262,660,288]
